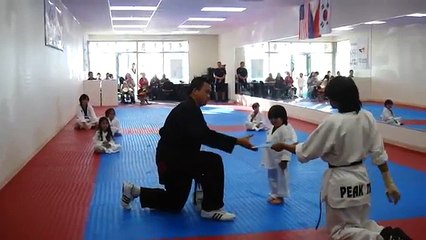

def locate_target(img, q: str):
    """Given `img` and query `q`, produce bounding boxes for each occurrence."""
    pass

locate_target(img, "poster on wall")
[44,0,64,51]
[170,59,183,79]
[350,37,369,69]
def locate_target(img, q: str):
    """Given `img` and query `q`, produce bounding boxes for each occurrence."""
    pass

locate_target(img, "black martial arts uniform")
[140,97,237,211]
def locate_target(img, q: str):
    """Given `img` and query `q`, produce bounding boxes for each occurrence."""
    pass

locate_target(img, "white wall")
[88,34,219,79]
[0,0,84,188]
[219,0,426,100]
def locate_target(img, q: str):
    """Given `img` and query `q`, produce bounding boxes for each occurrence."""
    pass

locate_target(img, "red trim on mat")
[402,119,426,125]
[171,218,426,240]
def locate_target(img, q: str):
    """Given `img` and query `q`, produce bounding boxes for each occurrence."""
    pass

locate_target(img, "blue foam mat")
[84,106,426,240]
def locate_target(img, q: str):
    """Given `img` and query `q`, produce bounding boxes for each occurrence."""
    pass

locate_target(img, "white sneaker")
[201,209,236,221]
[121,182,136,209]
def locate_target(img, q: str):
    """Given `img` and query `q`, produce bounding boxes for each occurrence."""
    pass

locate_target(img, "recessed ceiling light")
[110,6,157,11]
[178,25,211,29]
[364,21,386,25]
[201,7,246,12]
[187,17,226,22]
[171,31,200,34]
[406,13,426,17]
[332,26,353,31]
[111,17,150,21]
[113,25,147,28]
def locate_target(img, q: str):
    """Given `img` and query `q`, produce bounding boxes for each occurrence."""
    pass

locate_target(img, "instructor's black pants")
[140,151,224,212]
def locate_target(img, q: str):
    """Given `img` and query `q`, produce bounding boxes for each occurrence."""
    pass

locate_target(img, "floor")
[0,103,425,240]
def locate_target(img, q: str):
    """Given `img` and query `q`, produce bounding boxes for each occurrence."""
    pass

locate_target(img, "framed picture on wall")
[44,0,64,51]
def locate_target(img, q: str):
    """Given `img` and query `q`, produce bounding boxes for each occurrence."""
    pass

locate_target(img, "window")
[336,40,351,76]
[88,41,190,83]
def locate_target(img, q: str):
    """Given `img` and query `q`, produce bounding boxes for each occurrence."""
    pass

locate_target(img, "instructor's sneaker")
[121,182,136,209]
[380,226,412,240]
[201,209,236,221]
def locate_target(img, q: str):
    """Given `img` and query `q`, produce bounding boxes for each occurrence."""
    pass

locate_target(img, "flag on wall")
[299,4,309,40]
[309,0,322,39]
[299,0,330,39]
[319,0,331,34]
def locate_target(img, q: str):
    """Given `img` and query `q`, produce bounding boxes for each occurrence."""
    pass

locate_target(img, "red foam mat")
[0,124,98,240]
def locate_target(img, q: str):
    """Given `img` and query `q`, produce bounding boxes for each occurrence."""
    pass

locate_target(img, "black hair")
[79,94,89,104]
[105,108,115,117]
[324,76,362,113]
[119,77,125,85]
[268,105,288,125]
[97,117,113,142]
[188,76,210,95]
[384,99,393,106]
[252,102,260,109]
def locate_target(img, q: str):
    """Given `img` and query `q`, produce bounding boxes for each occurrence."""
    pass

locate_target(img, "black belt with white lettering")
[328,160,362,169]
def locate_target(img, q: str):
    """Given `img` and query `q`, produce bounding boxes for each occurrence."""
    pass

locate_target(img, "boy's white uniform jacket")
[76,104,98,123]
[295,110,388,208]
[245,112,267,130]
[380,107,401,125]
[109,118,121,135]
[263,124,297,169]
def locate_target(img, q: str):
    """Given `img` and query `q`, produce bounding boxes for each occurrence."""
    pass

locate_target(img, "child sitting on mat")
[245,102,267,131]
[381,99,403,126]
[93,117,120,153]
[105,108,121,136]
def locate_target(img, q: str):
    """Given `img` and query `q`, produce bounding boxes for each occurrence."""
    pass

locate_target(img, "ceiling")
[61,0,301,35]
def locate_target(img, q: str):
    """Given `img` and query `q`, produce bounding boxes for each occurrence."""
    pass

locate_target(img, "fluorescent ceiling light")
[406,13,426,17]
[332,26,353,31]
[201,7,246,12]
[113,25,146,28]
[178,25,211,29]
[172,31,200,34]
[364,21,386,25]
[187,17,226,22]
[110,6,157,11]
[111,17,150,21]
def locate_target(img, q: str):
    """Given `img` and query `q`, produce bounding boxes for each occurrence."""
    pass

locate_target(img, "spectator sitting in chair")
[160,74,170,85]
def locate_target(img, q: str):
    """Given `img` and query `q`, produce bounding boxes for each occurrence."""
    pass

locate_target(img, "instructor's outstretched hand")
[237,134,256,151]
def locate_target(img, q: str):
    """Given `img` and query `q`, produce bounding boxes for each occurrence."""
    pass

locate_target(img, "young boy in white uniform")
[245,102,267,131]
[381,99,403,126]
[271,77,411,240]
[263,105,297,204]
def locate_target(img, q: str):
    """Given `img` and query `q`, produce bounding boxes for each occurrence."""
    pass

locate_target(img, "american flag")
[299,3,309,40]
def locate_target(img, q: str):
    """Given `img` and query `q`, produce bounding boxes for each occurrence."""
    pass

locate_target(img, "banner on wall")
[350,38,369,69]
[299,0,331,40]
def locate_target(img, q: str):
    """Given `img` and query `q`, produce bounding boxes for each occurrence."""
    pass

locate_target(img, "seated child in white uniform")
[105,108,121,136]
[263,105,297,205]
[271,77,411,240]
[245,102,267,131]
[75,94,98,130]
[380,99,403,126]
[93,117,121,153]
